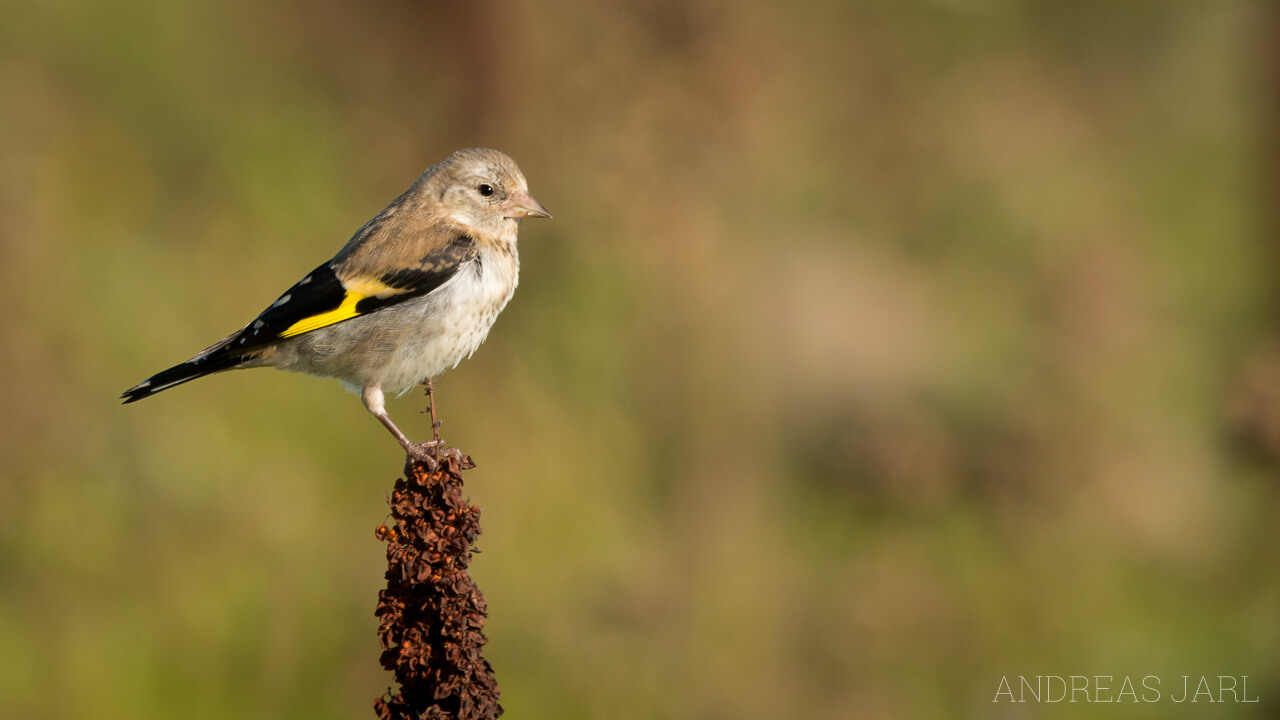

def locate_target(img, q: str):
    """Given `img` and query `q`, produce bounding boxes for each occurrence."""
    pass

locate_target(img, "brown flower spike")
[374,448,502,720]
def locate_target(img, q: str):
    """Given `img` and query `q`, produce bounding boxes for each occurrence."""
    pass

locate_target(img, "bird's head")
[427,148,551,235]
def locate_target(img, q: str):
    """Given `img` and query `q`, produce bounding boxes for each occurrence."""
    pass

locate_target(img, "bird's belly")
[269,260,516,393]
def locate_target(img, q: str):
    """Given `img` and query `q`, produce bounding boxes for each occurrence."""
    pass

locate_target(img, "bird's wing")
[226,226,478,353]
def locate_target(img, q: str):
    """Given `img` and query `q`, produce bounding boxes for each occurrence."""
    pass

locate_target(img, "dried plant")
[373,446,502,720]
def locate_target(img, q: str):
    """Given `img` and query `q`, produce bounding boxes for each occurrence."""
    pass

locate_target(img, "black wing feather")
[230,261,348,352]
[232,233,476,352]
[121,233,477,404]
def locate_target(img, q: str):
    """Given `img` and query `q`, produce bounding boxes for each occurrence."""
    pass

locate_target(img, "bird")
[122,147,550,460]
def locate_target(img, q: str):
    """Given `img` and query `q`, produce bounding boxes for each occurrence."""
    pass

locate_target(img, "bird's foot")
[404,439,445,470]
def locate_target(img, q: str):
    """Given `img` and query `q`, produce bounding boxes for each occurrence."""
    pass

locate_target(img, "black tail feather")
[121,350,247,404]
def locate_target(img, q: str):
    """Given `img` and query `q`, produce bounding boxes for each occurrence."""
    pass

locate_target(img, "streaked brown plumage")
[122,148,550,459]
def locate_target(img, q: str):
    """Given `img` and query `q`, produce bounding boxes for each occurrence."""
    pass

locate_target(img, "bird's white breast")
[268,242,519,394]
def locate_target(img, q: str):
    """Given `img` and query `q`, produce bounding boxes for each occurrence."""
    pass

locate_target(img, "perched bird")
[122,148,550,460]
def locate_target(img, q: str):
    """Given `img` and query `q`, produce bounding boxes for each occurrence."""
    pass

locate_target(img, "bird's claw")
[404,440,445,471]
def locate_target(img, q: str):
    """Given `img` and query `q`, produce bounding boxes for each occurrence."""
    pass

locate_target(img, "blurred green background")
[2,1,1278,718]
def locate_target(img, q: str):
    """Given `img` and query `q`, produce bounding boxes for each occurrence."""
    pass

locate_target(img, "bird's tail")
[121,333,252,403]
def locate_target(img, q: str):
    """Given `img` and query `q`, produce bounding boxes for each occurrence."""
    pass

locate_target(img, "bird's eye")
[477,184,495,197]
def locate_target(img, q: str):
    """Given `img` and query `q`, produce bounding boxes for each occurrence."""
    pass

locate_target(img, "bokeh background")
[3,1,1278,718]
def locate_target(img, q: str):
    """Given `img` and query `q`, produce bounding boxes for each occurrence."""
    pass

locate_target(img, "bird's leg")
[362,385,437,463]
[424,376,443,445]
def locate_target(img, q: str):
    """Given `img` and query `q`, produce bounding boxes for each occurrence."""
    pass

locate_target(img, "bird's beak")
[502,192,552,220]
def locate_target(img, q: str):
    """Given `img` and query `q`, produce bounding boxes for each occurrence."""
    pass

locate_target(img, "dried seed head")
[373,449,501,720]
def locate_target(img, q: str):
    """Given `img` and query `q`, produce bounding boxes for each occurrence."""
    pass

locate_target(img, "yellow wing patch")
[280,292,367,338]
[277,277,411,339]
[343,276,411,299]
